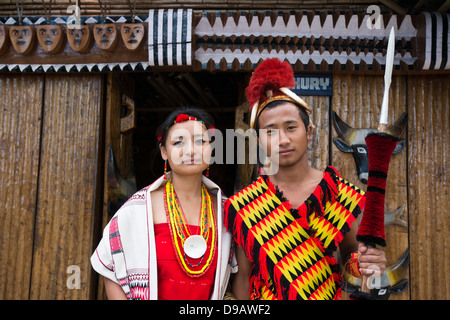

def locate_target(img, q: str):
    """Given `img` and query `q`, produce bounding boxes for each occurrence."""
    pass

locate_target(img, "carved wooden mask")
[120,23,144,50]
[9,24,36,55]
[0,24,9,55]
[37,23,64,53]
[94,23,118,51]
[67,25,91,53]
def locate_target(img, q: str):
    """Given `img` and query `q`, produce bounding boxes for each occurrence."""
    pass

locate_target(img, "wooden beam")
[379,0,406,14]
[438,0,450,13]
[412,0,427,14]
[0,1,394,16]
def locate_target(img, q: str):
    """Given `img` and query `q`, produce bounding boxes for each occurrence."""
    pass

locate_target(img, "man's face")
[37,24,64,53]
[120,23,144,50]
[258,102,312,170]
[67,25,91,53]
[9,25,35,54]
[94,24,118,51]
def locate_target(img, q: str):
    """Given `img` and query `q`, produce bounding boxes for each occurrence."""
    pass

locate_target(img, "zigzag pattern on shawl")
[224,166,365,300]
[128,272,150,300]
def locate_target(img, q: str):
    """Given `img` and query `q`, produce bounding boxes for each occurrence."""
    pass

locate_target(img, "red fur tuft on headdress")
[245,58,295,109]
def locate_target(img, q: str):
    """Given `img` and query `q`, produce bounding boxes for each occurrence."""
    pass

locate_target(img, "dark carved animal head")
[332,112,407,184]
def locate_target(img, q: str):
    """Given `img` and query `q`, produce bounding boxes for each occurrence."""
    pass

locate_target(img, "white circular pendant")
[184,235,207,259]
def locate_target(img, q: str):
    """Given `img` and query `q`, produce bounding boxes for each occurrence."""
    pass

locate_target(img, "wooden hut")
[0,1,449,300]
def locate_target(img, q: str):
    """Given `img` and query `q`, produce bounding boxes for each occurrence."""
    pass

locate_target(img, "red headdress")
[246,58,312,128]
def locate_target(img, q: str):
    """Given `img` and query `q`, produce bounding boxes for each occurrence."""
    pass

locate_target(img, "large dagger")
[378,27,395,133]
[353,27,399,298]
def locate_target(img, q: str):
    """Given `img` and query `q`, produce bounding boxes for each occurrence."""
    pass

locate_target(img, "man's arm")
[339,215,387,277]
[339,215,360,264]
[231,245,252,300]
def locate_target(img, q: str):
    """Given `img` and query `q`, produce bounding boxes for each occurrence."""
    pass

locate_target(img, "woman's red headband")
[157,113,215,142]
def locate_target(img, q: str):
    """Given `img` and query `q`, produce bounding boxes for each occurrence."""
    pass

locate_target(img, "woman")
[91,107,236,300]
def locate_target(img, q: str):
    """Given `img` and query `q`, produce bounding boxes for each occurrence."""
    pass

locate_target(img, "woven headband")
[249,88,313,129]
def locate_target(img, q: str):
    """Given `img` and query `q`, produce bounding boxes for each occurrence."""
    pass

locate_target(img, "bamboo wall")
[408,75,450,300]
[0,74,43,299]
[0,73,103,299]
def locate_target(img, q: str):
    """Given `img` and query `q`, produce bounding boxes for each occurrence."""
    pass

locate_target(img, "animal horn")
[385,248,410,288]
[387,112,408,139]
[332,111,356,142]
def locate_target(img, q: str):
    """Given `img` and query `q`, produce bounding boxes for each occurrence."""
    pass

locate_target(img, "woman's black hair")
[156,106,215,147]
[255,100,310,132]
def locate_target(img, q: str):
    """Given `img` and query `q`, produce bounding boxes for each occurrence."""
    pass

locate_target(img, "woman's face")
[160,120,211,176]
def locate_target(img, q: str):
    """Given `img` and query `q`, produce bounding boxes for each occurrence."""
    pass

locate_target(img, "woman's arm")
[104,277,127,300]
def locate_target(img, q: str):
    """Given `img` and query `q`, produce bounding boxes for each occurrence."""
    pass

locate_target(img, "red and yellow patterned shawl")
[224,166,365,300]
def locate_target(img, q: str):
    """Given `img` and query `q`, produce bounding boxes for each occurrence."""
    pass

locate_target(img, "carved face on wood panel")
[37,24,64,53]
[0,24,9,55]
[121,23,144,50]
[67,25,91,53]
[94,23,118,51]
[9,24,35,55]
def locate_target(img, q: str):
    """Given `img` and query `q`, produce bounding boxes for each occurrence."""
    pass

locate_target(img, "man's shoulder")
[224,176,271,216]
[325,166,365,196]
[336,175,366,198]
[227,176,267,202]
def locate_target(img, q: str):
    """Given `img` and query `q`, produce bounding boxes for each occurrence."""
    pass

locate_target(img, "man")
[224,58,386,300]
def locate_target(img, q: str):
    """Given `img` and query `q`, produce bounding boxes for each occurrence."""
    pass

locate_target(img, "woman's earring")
[205,166,210,177]
[164,160,168,179]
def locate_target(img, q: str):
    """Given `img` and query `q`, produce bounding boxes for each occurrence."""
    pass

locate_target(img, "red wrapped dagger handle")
[355,132,398,295]
[357,132,399,246]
